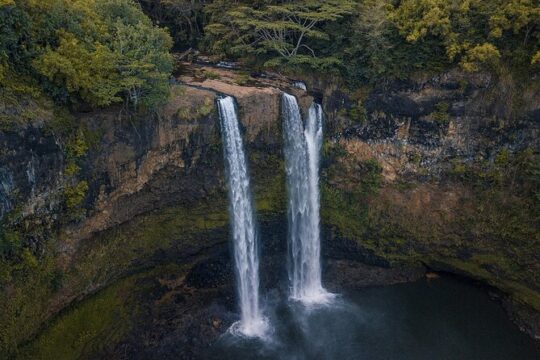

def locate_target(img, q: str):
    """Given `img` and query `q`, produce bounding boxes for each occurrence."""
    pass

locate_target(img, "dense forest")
[1,0,539,110]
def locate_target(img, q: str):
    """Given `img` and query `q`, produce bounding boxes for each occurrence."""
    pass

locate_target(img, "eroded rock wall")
[316,69,540,338]
[0,76,309,353]
[1,65,539,352]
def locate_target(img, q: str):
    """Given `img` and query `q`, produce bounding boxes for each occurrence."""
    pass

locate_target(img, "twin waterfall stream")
[217,96,267,337]
[282,94,331,303]
[218,91,330,339]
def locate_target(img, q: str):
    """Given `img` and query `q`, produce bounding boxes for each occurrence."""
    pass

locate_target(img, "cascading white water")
[217,96,268,337]
[282,93,332,304]
[292,81,307,91]
[305,102,324,294]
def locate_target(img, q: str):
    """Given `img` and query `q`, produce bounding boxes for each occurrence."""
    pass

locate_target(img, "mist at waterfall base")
[206,276,539,360]
[217,96,269,338]
[215,94,538,358]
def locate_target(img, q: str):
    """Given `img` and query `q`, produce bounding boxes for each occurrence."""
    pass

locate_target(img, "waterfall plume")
[281,93,333,305]
[217,96,269,337]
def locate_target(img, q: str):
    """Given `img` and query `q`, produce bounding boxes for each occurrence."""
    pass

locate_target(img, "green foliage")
[321,142,540,310]
[348,100,368,125]
[389,0,539,72]
[21,275,136,359]
[175,95,214,121]
[0,198,229,356]
[65,130,89,160]
[204,0,354,70]
[495,147,510,166]
[198,97,214,116]
[5,0,534,91]
[193,0,539,83]
[140,0,206,49]
[203,69,221,80]
[0,228,21,259]
[64,181,89,210]
[321,183,369,240]
[430,102,450,124]
[356,158,383,196]
[20,248,38,269]
[251,154,286,216]
[0,214,59,356]
[342,0,538,85]
[532,51,540,64]
[449,147,540,200]
[235,73,251,85]
[460,43,501,72]
[0,0,173,108]
[34,31,123,106]
[321,147,383,241]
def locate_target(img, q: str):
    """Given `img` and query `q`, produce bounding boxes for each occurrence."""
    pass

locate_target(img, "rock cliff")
[0,64,538,354]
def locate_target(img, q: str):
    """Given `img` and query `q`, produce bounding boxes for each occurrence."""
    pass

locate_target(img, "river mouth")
[207,277,539,360]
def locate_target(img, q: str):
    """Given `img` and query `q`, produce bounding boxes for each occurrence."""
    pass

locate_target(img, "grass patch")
[20,277,136,360]
[19,263,191,360]
[1,199,229,356]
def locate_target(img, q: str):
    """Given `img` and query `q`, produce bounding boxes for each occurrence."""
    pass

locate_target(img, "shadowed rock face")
[0,65,309,352]
[316,69,540,339]
[0,76,312,243]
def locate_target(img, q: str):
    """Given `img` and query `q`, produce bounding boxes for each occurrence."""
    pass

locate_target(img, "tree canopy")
[389,0,539,72]
[205,0,354,70]
[1,0,539,105]
[198,0,540,82]
[0,0,173,108]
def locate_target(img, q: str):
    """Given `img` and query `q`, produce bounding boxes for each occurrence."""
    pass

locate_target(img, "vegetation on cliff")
[140,0,539,83]
[0,199,230,356]
[0,0,173,109]
[321,140,540,311]
[2,0,537,106]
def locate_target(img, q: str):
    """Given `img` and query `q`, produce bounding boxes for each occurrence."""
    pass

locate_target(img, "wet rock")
[185,254,233,289]
[324,260,425,291]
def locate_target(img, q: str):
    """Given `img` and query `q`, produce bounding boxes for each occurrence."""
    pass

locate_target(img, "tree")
[345,0,396,81]
[489,0,540,41]
[532,51,540,64]
[460,43,501,72]
[205,0,354,69]
[489,0,540,66]
[140,0,206,49]
[33,31,122,106]
[2,0,173,108]
[389,0,539,72]
[111,19,173,107]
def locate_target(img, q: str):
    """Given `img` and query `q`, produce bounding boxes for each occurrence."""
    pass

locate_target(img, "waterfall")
[292,81,307,91]
[282,93,332,304]
[217,96,268,337]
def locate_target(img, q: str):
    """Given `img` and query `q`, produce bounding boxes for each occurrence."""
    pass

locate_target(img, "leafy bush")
[64,181,89,210]
[203,0,354,70]
[0,0,173,108]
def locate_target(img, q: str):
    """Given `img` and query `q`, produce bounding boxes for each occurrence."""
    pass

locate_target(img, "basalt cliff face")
[0,66,309,355]
[0,65,538,355]
[317,69,540,338]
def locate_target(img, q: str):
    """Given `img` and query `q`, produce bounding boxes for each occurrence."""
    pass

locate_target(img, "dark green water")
[207,277,539,360]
